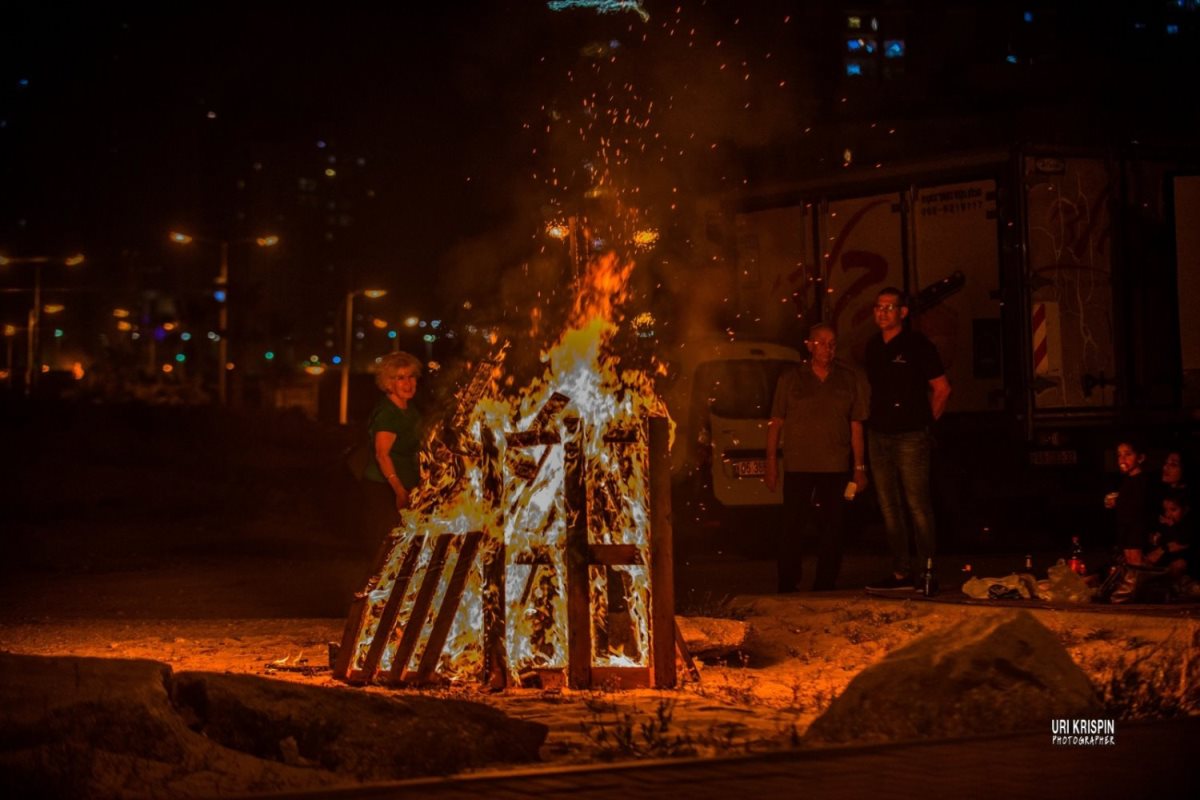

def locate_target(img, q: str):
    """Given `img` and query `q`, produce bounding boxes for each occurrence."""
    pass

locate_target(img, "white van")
[663,339,804,545]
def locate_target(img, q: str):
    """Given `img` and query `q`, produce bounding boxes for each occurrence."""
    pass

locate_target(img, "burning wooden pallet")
[334,400,678,690]
[335,256,688,690]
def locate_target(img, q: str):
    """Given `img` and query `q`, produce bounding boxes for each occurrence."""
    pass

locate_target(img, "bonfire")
[335,253,677,690]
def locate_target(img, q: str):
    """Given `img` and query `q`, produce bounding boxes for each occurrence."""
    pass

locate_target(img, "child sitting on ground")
[1146,490,1200,598]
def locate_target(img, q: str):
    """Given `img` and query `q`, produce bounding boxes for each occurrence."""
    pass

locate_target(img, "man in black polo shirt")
[765,323,870,592]
[864,288,951,591]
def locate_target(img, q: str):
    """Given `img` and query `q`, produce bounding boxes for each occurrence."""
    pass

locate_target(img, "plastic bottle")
[1068,536,1086,576]
[921,557,937,597]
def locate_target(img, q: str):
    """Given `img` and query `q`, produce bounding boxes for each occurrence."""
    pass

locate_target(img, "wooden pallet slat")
[411,531,484,684]
[382,534,452,684]
[359,535,427,681]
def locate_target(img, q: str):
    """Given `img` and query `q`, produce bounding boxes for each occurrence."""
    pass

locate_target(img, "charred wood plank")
[531,391,571,431]
[515,548,553,605]
[332,594,369,681]
[602,425,641,444]
[481,426,503,507]
[649,416,677,688]
[450,349,507,431]
[382,534,452,684]
[412,531,484,684]
[675,619,701,683]
[588,666,651,690]
[359,535,426,682]
[483,539,507,689]
[506,429,563,448]
[562,416,591,690]
[513,547,552,565]
[334,529,408,681]
[588,544,643,565]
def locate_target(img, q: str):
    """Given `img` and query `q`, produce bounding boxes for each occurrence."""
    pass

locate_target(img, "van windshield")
[692,359,797,420]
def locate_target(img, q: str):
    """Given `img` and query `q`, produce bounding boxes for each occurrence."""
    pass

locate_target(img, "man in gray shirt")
[765,324,870,591]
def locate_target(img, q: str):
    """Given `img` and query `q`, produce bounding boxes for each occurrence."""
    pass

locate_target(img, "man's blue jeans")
[868,429,935,576]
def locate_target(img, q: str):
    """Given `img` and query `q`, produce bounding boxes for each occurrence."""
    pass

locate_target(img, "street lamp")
[168,231,279,405]
[0,252,84,395]
[2,323,16,386]
[339,288,386,425]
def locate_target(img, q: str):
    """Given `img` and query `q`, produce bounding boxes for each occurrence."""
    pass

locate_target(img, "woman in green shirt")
[362,351,423,551]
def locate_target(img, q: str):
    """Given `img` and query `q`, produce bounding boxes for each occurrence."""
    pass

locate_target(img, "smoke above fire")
[438,1,815,351]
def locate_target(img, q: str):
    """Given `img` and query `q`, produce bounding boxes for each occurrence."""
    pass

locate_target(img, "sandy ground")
[2,402,1197,778]
[3,582,1197,768]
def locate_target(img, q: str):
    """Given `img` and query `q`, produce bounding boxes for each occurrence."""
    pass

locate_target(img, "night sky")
[2,1,1197,370]
[1,2,804,350]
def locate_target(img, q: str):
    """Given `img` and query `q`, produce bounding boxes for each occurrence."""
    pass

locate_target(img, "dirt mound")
[0,652,547,798]
[806,609,1101,744]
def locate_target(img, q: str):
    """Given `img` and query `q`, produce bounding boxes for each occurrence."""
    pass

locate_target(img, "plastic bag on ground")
[961,573,1038,600]
[1041,559,1096,603]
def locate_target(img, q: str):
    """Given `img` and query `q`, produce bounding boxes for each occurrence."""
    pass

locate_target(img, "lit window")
[846,61,864,76]
[847,15,861,29]
[884,39,905,58]
[1167,23,1180,35]
[847,38,864,52]
[870,17,878,31]
[1006,54,1019,64]
[1023,11,1034,23]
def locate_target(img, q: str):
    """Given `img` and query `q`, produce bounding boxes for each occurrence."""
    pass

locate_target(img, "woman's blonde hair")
[375,351,423,391]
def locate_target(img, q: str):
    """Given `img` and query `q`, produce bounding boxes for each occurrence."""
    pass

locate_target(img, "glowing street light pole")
[3,324,16,386]
[339,288,386,425]
[217,239,229,404]
[168,231,278,405]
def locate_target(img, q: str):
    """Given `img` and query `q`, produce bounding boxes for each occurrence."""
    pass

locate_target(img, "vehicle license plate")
[734,459,766,477]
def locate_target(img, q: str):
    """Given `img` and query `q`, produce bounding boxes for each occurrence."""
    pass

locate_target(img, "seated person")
[1105,438,1157,565]
[1146,490,1199,597]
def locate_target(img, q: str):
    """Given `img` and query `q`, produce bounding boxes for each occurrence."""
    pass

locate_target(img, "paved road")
[253,716,1199,800]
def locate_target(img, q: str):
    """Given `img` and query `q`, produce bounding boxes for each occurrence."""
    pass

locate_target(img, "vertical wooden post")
[649,415,676,688]
[483,539,508,689]
[480,426,508,688]
[563,416,592,689]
